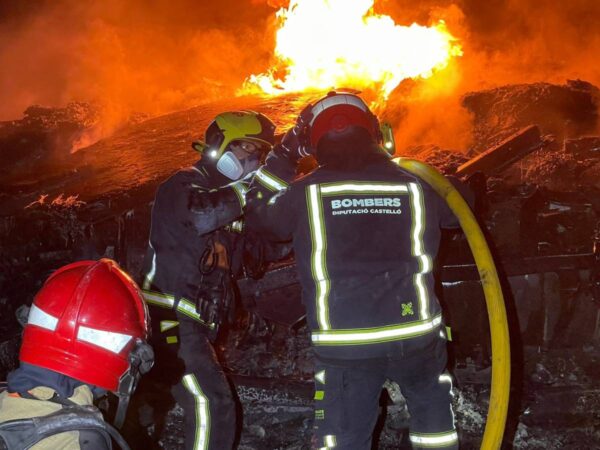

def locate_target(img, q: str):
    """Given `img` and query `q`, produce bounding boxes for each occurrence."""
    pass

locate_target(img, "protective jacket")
[0,385,101,450]
[247,152,464,360]
[142,160,249,339]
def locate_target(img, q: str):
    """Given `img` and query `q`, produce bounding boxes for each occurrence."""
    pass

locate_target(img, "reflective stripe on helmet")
[409,430,458,447]
[27,304,59,331]
[77,325,132,354]
[309,93,369,126]
[307,92,379,148]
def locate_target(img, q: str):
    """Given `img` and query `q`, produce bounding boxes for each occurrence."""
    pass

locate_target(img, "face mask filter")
[216,151,245,180]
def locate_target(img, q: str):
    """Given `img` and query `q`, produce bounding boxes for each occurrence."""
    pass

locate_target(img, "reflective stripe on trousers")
[182,374,211,450]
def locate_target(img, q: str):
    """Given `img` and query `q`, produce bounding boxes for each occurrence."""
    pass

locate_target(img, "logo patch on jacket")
[330,197,402,216]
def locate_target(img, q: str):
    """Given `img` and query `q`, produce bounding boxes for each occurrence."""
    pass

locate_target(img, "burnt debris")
[1,82,600,448]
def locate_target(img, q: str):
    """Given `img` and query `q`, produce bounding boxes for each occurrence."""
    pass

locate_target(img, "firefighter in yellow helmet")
[140,111,276,449]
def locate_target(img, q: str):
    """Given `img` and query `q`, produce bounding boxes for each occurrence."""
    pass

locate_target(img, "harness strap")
[17,391,77,407]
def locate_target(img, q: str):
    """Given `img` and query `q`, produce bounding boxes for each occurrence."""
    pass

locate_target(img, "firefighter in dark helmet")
[245,92,465,450]
[141,111,276,450]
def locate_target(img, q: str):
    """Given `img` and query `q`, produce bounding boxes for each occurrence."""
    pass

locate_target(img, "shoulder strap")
[17,390,77,407]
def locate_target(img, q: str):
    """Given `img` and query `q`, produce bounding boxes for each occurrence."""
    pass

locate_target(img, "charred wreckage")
[1,80,600,449]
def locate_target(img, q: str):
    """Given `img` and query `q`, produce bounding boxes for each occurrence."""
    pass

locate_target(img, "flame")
[241,0,462,101]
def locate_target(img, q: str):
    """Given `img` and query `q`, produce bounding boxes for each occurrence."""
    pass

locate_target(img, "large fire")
[241,0,462,101]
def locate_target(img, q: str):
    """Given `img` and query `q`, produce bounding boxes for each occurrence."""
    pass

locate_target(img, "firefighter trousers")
[171,317,237,450]
[312,333,458,450]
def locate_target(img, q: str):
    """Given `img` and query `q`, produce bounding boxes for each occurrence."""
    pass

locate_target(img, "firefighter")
[140,111,276,450]
[0,259,153,450]
[245,92,465,450]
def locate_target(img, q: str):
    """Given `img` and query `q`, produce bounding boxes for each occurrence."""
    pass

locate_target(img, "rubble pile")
[463,80,599,152]
[1,82,600,448]
[0,102,100,169]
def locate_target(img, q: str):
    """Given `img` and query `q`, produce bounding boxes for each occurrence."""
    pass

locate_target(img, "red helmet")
[306,91,382,150]
[20,259,150,392]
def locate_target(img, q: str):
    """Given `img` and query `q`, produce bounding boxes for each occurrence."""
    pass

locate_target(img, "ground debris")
[456,125,544,176]
[463,80,599,152]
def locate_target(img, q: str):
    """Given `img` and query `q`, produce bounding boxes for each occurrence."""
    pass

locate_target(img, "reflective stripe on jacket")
[246,153,465,359]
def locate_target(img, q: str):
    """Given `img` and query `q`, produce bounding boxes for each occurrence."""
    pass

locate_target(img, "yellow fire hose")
[394,158,511,450]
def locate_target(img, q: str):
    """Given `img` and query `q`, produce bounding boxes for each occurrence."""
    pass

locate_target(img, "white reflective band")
[312,315,442,344]
[325,435,337,447]
[27,304,59,331]
[409,182,431,320]
[143,291,211,327]
[231,182,248,207]
[176,299,203,322]
[142,243,157,291]
[315,370,326,385]
[229,220,244,232]
[439,374,453,385]
[439,373,456,400]
[308,184,331,330]
[409,431,458,446]
[255,168,287,191]
[142,291,175,308]
[321,183,408,194]
[160,320,179,332]
[77,325,132,353]
[309,94,368,126]
[182,374,210,450]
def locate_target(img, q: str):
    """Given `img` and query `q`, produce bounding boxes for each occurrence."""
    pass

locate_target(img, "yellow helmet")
[192,111,276,180]
[193,111,275,158]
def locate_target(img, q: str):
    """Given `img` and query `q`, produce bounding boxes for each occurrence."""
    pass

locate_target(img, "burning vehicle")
[1,0,600,449]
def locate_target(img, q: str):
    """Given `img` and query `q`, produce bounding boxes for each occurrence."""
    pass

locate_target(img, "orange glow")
[241,0,462,101]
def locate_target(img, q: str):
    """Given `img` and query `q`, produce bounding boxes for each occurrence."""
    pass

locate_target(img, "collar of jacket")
[7,363,85,399]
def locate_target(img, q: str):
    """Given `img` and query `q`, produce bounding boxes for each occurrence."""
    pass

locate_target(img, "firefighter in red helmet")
[245,92,470,449]
[0,259,153,450]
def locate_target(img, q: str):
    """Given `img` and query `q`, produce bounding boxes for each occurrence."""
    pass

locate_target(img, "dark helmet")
[192,111,276,181]
[303,91,382,152]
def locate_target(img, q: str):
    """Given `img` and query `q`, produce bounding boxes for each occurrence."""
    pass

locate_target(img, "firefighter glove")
[276,105,314,162]
[195,271,235,332]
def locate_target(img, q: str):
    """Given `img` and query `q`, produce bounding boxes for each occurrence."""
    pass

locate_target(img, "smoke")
[376,0,600,153]
[1,0,599,152]
[0,0,277,126]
